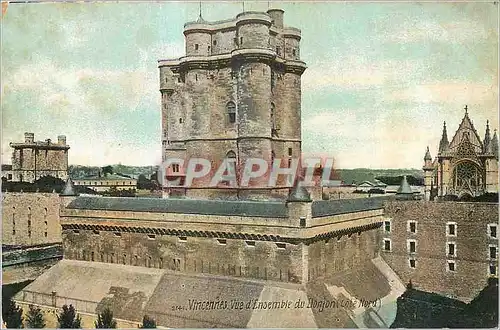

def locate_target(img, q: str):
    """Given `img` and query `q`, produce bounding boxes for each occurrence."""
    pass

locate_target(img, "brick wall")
[381,200,498,301]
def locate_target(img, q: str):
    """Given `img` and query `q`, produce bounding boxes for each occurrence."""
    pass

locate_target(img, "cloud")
[302,57,423,92]
[387,82,498,108]
[383,19,491,44]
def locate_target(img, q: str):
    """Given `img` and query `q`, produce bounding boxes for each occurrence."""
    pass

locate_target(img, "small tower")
[483,126,499,193]
[286,181,312,284]
[483,121,492,154]
[438,122,449,155]
[422,147,434,201]
[492,130,499,159]
[395,175,414,200]
[60,177,78,207]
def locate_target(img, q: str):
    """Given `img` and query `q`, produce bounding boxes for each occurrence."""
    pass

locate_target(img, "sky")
[1,1,498,169]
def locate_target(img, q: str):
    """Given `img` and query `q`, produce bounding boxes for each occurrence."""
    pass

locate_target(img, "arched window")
[227,101,236,123]
[226,150,236,159]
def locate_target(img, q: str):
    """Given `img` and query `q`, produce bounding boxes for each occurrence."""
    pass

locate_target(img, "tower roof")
[287,181,312,202]
[438,121,449,154]
[396,175,413,195]
[447,107,483,153]
[60,178,77,196]
[424,146,432,161]
[492,129,499,158]
[483,120,492,154]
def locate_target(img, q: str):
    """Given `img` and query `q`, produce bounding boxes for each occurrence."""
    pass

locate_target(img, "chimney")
[24,132,34,144]
[58,135,67,145]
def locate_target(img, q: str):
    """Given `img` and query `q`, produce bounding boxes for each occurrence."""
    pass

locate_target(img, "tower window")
[292,48,296,56]
[408,221,417,234]
[213,40,217,46]
[226,101,236,123]
[489,264,497,276]
[409,258,416,269]
[195,44,199,50]
[288,147,293,156]
[447,242,456,257]
[383,238,391,252]
[240,37,243,45]
[447,222,457,236]
[447,260,456,272]
[208,45,211,52]
[488,224,497,238]
[408,239,417,254]
[489,245,497,259]
[179,118,183,124]
[276,243,286,250]
[384,220,391,233]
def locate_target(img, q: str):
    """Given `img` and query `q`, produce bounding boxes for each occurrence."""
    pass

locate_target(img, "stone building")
[7,8,498,329]
[9,132,70,183]
[381,200,498,302]
[159,9,306,200]
[423,108,498,200]
[73,174,137,192]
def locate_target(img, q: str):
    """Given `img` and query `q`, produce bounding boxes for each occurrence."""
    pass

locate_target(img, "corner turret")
[396,175,414,200]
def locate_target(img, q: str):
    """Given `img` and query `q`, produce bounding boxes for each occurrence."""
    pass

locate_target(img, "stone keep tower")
[423,108,498,200]
[9,133,70,183]
[158,9,306,200]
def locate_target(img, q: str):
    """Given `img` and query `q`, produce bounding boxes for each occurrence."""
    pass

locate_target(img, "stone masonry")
[158,9,306,200]
[381,200,498,301]
[9,132,70,183]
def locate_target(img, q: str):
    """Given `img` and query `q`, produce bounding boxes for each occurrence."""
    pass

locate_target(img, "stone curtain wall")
[307,228,379,281]
[62,229,305,283]
[2,193,62,246]
[381,201,498,301]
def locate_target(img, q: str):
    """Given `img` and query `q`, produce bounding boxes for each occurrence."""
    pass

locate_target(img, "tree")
[26,304,45,328]
[57,304,81,329]
[101,165,113,177]
[95,307,117,328]
[3,299,23,328]
[139,315,156,328]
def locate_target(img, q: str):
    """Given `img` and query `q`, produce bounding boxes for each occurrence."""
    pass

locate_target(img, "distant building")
[423,108,498,201]
[2,164,13,181]
[356,180,387,192]
[9,132,70,183]
[73,174,137,192]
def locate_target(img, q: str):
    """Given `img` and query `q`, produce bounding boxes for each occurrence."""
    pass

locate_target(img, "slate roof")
[60,178,78,196]
[396,176,413,194]
[311,196,389,217]
[287,183,312,202]
[66,196,289,218]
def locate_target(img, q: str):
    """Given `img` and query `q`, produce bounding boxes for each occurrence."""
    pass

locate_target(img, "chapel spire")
[438,121,449,154]
[483,120,492,154]
[492,129,499,159]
